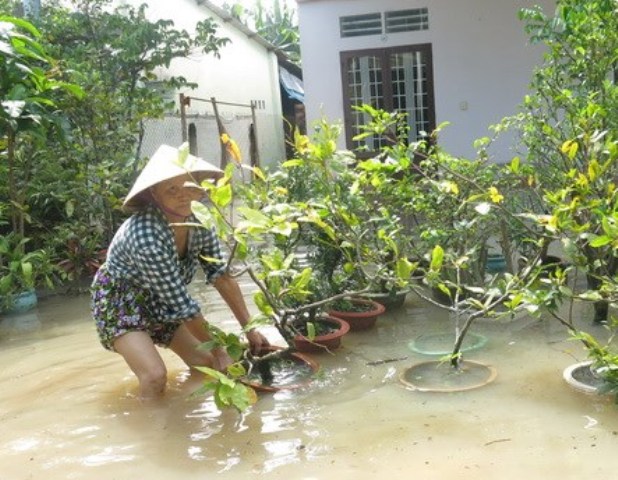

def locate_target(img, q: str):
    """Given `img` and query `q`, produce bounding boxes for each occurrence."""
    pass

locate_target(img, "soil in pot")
[292,315,350,353]
[327,297,386,331]
[241,346,320,393]
[399,360,497,393]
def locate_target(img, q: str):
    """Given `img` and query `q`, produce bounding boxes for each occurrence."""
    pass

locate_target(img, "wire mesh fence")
[140,94,260,174]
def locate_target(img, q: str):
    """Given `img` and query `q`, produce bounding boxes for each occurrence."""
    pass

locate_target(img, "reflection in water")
[1,288,618,479]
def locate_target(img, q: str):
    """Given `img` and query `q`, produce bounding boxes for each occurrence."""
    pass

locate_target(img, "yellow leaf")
[560,139,578,160]
[489,186,503,203]
[548,215,558,232]
[220,133,242,163]
[587,159,599,182]
[576,173,589,188]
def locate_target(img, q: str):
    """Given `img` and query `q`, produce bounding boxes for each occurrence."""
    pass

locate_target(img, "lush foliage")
[507,0,618,323]
[0,0,230,293]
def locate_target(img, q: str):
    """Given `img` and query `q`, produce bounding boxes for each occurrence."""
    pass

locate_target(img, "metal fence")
[140,94,260,171]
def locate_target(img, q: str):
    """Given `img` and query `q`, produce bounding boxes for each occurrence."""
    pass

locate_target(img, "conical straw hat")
[123,143,222,211]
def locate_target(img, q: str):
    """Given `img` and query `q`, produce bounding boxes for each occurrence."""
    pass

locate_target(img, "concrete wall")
[116,0,286,167]
[297,0,556,162]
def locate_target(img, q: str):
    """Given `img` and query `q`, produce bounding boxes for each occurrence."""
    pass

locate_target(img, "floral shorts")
[91,265,182,351]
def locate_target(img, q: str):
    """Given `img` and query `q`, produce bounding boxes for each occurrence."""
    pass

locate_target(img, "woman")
[91,144,268,399]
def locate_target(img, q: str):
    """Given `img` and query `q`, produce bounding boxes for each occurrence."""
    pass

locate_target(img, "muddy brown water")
[1,281,617,479]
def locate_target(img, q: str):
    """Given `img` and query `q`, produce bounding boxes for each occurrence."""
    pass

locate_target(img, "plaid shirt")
[105,205,226,322]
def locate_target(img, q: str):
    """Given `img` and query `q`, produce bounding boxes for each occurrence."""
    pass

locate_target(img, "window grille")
[385,8,429,33]
[340,13,382,38]
[340,8,429,38]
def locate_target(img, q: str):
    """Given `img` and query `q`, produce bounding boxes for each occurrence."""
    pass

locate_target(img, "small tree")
[506,0,618,323]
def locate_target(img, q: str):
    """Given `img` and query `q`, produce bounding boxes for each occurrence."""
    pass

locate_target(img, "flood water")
[1,279,617,479]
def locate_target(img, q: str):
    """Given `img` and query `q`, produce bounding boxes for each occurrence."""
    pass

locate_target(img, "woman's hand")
[246,329,270,355]
[212,347,234,372]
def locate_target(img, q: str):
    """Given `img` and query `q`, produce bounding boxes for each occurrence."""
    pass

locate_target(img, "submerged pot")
[241,346,320,393]
[399,359,497,393]
[292,315,350,353]
[562,360,610,396]
[327,297,386,331]
[1,289,38,314]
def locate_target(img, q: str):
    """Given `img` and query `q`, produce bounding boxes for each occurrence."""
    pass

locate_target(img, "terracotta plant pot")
[327,297,386,331]
[292,315,350,353]
[241,345,320,393]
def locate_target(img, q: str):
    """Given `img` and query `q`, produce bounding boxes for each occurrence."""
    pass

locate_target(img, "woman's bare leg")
[113,331,167,399]
[169,322,217,368]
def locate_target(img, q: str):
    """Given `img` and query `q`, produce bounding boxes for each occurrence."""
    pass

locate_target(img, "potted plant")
[0,234,55,313]
[272,120,414,316]
[349,106,550,391]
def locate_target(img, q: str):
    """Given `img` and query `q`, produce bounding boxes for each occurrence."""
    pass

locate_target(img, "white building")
[116,0,291,168]
[297,0,556,162]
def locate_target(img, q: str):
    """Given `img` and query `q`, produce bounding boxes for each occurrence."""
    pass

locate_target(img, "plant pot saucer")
[399,360,497,393]
[407,332,487,356]
[241,346,320,393]
[562,360,608,396]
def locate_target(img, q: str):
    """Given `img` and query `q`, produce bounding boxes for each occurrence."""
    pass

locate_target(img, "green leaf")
[253,291,274,316]
[227,363,247,378]
[395,258,413,282]
[290,267,312,291]
[282,159,303,168]
[430,245,444,271]
[211,183,233,207]
[589,235,611,247]
[237,207,270,228]
[306,322,316,341]
[191,201,215,229]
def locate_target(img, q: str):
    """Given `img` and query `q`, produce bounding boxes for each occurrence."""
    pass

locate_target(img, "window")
[340,9,429,38]
[340,44,435,153]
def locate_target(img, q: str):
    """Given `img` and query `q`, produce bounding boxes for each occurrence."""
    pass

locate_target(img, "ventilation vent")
[340,13,382,38]
[385,8,429,33]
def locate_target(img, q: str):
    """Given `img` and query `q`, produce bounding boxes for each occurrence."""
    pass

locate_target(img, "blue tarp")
[279,66,304,103]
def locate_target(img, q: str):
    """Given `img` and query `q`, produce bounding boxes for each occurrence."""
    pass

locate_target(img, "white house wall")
[298,0,556,162]
[116,0,285,167]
